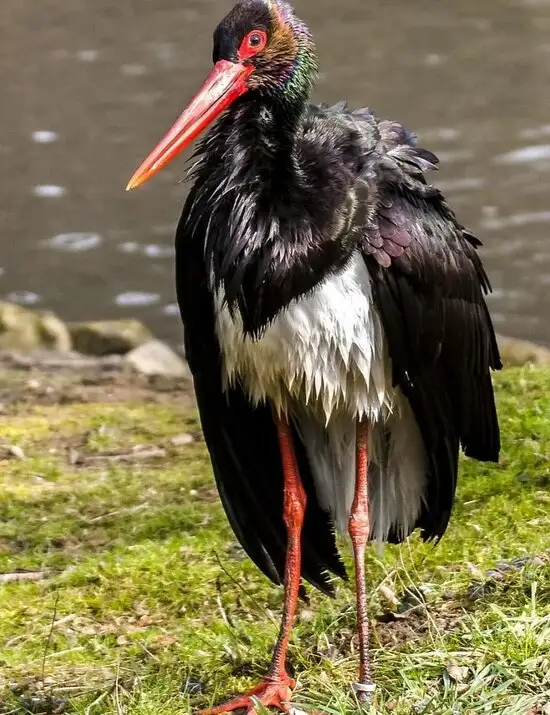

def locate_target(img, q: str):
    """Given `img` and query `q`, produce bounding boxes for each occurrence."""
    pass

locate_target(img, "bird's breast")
[213,252,392,422]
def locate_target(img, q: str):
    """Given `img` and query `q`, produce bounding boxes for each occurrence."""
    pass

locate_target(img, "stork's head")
[127,0,317,189]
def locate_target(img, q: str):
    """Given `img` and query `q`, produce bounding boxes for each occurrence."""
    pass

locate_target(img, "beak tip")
[126,174,142,191]
[125,60,250,193]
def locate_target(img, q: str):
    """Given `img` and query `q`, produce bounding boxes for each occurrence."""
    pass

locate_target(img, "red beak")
[126,60,252,190]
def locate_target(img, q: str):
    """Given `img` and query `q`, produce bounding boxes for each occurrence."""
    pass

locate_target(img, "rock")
[7,445,26,460]
[19,696,67,714]
[37,311,72,352]
[444,663,468,684]
[169,433,194,446]
[378,584,400,608]
[0,302,71,352]
[124,340,190,377]
[68,319,153,356]
[497,334,550,366]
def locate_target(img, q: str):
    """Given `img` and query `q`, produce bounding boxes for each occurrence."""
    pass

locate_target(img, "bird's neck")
[184,92,357,335]
[214,94,306,188]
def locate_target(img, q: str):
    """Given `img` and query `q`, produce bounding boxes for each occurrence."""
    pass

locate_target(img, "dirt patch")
[0,351,196,411]
[373,601,463,649]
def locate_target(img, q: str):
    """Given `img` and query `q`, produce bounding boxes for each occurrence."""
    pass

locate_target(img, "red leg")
[348,419,376,703]
[199,415,305,715]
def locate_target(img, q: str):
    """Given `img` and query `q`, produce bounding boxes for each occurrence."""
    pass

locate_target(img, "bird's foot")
[197,673,296,715]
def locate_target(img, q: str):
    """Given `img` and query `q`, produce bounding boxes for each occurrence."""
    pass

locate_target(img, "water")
[1,0,549,345]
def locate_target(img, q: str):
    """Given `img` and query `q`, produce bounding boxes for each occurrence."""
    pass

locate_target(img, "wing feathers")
[176,197,347,594]
[353,112,501,540]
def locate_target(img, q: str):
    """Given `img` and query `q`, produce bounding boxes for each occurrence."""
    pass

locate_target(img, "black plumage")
[176,98,500,578]
[177,206,347,595]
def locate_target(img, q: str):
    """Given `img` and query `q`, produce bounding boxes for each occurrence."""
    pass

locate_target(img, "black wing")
[175,190,347,595]
[353,113,501,541]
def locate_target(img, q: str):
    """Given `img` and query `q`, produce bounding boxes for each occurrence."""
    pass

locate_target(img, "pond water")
[1,0,549,345]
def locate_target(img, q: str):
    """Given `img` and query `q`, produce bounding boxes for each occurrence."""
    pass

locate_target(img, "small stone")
[170,433,194,447]
[37,311,72,352]
[379,584,399,607]
[67,448,80,466]
[124,340,190,377]
[510,556,530,569]
[7,445,25,460]
[68,319,153,356]
[445,663,468,683]
[19,696,67,714]
[467,580,497,600]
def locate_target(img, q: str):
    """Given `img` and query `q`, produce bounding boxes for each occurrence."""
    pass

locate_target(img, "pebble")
[7,445,25,460]
[170,433,194,447]
[124,339,189,378]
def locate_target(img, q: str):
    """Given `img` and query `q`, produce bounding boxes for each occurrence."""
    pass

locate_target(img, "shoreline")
[1,300,550,376]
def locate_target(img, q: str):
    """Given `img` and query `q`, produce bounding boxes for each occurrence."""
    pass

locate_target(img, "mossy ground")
[0,366,548,715]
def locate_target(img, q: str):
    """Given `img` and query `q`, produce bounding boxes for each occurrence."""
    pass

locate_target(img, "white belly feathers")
[214,252,391,422]
[213,251,427,539]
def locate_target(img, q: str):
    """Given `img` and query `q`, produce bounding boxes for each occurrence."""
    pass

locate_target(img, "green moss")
[0,366,549,714]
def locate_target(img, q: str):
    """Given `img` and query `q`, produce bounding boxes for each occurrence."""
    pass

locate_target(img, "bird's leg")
[198,415,305,715]
[348,418,376,704]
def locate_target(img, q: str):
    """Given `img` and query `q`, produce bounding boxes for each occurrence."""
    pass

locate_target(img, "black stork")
[127,0,501,711]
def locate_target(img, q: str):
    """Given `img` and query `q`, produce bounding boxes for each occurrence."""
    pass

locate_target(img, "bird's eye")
[238,29,268,59]
[249,33,263,47]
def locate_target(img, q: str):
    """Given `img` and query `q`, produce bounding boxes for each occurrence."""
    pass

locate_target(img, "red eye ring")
[238,29,267,60]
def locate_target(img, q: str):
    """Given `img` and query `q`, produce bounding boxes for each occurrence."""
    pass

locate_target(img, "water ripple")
[115,292,160,307]
[519,124,550,140]
[118,242,173,258]
[76,49,99,62]
[144,244,174,258]
[31,130,59,144]
[495,145,550,164]
[121,64,148,76]
[6,290,41,305]
[33,185,66,198]
[118,241,140,254]
[163,303,179,316]
[42,232,102,251]
[434,149,473,163]
[435,177,484,192]
[481,211,550,230]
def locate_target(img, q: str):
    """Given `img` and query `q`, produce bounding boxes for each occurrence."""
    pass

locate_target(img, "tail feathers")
[293,392,427,543]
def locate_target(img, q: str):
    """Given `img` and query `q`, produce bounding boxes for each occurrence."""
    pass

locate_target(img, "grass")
[0,366,549,715]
